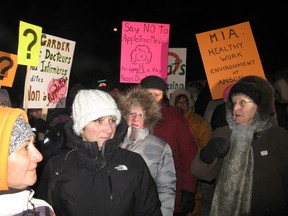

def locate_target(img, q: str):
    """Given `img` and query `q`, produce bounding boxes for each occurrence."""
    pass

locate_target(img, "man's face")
[146,89,163,103]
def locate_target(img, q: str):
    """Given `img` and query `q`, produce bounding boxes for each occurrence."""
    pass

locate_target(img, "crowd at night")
[1,1,288,96]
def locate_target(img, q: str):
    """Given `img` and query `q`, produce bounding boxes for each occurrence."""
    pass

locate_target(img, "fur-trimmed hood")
[116,86,162,131]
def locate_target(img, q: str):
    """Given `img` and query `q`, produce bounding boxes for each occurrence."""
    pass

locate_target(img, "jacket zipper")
[108,172,114,201]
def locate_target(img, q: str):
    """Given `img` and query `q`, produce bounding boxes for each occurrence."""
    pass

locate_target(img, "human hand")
[200,137,230,164]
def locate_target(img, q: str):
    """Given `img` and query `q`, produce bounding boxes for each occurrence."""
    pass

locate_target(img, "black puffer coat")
[36,118,162,216]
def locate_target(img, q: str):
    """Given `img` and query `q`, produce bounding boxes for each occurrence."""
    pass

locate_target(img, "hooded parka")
[118,86,176,216]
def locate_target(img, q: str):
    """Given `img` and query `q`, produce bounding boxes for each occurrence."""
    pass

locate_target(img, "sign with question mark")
[0,51,18,87]
[17,21,42,66]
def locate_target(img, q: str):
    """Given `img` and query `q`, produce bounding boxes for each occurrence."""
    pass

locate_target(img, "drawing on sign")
[130,45,152,73]
[47,76,68,106]
[168,52,182,75]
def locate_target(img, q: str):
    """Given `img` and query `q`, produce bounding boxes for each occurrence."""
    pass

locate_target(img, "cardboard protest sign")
[167,48,187,98]
[23,33,76,108]
[17,21,42,66]
[0,51,18,87]
[120,21,170,83]
[196,21,265,99]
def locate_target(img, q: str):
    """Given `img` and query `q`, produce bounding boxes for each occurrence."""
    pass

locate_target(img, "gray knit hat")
[72,89,121,136]
[9,115,35,155]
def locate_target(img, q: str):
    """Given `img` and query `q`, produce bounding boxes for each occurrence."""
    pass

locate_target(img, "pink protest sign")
[120,21,170,83]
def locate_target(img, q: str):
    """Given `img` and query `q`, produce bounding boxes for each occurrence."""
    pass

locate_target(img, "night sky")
[1,1,288,99]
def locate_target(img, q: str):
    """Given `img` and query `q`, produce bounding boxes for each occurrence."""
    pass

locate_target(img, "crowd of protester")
[1,67,288,215]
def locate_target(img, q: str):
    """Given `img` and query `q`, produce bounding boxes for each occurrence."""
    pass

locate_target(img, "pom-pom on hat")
[72,89,121,136]
[140,75,168,91]
[228,75,275,121]
[0,107,35,190]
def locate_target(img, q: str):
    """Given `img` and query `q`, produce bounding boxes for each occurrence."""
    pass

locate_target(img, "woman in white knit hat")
[36,89,162,216]
[0,107,55,215]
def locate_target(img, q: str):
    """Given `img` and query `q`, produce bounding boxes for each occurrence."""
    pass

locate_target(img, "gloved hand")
[180,190,195,214]
[200,137,230,164]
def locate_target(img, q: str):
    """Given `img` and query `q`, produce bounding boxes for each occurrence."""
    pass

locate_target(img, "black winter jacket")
[36,118,162,216]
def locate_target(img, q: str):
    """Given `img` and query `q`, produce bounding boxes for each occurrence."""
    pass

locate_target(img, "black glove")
[200,137,230,164]
[181,190,195,214]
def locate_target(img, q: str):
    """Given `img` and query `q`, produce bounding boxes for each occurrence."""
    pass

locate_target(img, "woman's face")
[126,106,146,129]
[81,116,117,148]
[231,94,257,125]
[8,136,43,189]
[175,95,189,113]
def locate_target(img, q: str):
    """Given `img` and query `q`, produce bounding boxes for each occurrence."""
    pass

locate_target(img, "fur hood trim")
[117,86,162,131]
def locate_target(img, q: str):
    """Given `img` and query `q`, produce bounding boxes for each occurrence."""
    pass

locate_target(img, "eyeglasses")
[231,100,254,108]
[128,112,146,119]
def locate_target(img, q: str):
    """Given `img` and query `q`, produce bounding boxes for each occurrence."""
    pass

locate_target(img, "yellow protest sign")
[17,21,42,66]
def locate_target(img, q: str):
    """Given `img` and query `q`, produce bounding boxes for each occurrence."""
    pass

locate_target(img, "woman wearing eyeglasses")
[117,86,176,216]
[191,75,288,216]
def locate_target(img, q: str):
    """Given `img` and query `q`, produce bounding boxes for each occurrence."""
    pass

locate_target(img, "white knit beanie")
[72,89,121,135]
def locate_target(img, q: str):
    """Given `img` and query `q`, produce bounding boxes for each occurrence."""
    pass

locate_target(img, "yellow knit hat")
[0,107,31,190]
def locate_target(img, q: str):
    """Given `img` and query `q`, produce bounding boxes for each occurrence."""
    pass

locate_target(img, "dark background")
[1,1,288,99]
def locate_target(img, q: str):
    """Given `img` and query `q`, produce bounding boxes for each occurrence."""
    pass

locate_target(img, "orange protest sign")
[196,21,265,99]
[0,51,18,87]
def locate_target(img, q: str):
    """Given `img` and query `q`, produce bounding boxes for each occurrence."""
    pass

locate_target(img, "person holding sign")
[191,75,288,215]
